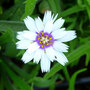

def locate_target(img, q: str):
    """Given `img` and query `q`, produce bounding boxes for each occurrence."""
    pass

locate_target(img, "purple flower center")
[35,31,55,49]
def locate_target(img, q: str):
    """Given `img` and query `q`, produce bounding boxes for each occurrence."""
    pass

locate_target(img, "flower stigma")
[36,31,54,49]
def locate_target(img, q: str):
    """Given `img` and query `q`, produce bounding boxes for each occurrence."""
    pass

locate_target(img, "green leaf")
[0,29,13,44]
[44,64,63,79]
[77,0,85,7]
[62,66,70,82]
[54,0,62,14]
[1,71,16,90]
[0,21,26,57]
[87,0,90,5]
[4,41,19,57]
[0,28,18,57]
[0,3,24,21]
[67,21,76,30]
[0,76,4,90]
[17,50,25,57]
[39,0,50,13]
[47,0,57,14]
[65,17,77,23]
[0,6,3,14]
[60,5,85,17]
[0,20,26,32]
[33,77,55,87]
[4,58,39,83]
[79,19,84,33]
[32,74,59,87]
[44,41,90,79]
[67,41,90,63]
[84,0,90,20]
[68,68,87,90]
[4,59,31,80]
[85,51,90,66]
[49,82,55,90]
[69,39,78,52]
[21,0,37,20]
[0,59,31,90]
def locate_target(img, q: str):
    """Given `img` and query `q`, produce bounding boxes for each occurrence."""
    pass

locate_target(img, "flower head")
[16,11,76,72]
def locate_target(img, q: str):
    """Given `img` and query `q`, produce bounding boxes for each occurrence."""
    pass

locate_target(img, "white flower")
[16,11,77,72]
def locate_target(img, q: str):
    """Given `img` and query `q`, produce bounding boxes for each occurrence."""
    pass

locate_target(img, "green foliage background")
[0,0,90,90]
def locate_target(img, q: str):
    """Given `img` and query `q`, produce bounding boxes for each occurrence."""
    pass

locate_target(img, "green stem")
[63,66,70,83]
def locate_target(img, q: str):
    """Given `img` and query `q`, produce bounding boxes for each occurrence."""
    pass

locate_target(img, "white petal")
[33,49,43,63]
[17,31,36,41]
[27,42,39,54]
[52,18,65,31]
[17,32,25,40]
[22,31,36,40]
[52,13,58,22]
[53,41,68,52]
[43,11,52,25]
[22,50,34,63]
[52,28,66,39]
[60,31,77,42]
[16,40,31,49]
[44,21,53,33]
[41,52,50,72]
[24,16,38,32]
[17,31,23,35]
[55,51,68,65]
[46,47,56,62]
[35,17,44,32]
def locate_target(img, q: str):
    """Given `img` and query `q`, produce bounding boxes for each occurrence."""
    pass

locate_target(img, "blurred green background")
[0,0,90,90]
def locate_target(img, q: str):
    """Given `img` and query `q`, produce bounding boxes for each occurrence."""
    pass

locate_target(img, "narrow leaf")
[0,20,26,31]
[0,60,31,90]
[21,0,37,20]
[60,5,85,17]
[68,68,87,90]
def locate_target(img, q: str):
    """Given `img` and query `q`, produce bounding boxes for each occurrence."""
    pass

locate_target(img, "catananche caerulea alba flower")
[16,11,76,72]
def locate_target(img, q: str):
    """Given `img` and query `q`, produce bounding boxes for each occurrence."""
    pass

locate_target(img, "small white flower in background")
[16,11,77,72]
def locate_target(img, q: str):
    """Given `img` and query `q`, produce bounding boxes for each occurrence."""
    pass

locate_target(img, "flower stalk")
[63,66,70,83]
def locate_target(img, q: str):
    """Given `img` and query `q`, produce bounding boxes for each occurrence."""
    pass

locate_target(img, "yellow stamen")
[49,37,52,39]
[39,41,42,43]
[49,42,51,44]
[38,37,40,40]
[46,43,49,45]
[45,35,48,37]
[41,32,44,35]
[41,45,43,48]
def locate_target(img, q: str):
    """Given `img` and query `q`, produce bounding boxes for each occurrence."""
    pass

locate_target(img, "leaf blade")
[68,68,87,90]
